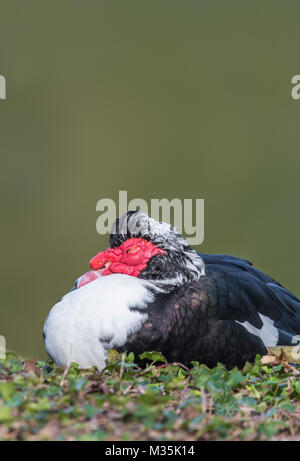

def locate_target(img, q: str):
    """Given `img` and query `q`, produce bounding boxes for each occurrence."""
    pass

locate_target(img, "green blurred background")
[0,0,299,359]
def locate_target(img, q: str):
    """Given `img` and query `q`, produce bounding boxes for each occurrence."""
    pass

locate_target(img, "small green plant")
[0,352,299,440]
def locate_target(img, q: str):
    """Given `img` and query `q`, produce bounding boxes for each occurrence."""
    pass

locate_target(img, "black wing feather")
[201,253,300,341]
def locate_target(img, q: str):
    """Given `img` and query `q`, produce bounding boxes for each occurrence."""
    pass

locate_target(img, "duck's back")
[119,254,300,368]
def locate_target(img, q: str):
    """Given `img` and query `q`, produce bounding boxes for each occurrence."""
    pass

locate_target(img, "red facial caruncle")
[77,238,166,288]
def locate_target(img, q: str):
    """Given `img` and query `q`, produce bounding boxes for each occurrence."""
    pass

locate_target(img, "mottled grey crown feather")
[110,211,205,292]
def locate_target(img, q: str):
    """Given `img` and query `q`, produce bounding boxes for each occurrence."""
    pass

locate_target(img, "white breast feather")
[44,274,154,369]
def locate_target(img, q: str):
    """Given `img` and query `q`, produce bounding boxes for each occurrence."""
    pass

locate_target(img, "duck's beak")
[76,269,103,288]
[76,261,112,288]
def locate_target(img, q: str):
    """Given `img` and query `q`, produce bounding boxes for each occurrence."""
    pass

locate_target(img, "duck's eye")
[126,245,140,254]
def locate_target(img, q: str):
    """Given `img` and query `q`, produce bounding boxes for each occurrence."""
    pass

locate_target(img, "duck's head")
[77,211,205,292]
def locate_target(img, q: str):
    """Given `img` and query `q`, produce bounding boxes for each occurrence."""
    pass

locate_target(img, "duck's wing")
[200,253,300,344]
[120,255,300,369]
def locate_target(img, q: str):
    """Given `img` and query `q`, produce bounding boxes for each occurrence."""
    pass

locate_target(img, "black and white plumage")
[44,211,300,370]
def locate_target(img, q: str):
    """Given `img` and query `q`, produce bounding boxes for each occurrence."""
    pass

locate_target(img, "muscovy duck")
[44,211,300,369]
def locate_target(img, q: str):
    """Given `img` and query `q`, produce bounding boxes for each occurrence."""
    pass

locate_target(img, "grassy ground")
[0,350,300,441]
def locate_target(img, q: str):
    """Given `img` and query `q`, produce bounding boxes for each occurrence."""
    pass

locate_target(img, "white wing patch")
[44,274,154,370]
[237,314,279,346]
